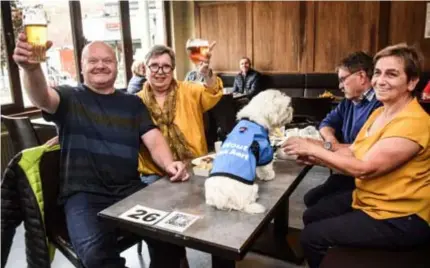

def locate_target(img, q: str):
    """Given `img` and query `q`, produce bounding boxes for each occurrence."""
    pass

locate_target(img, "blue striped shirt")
[43,84,156,202]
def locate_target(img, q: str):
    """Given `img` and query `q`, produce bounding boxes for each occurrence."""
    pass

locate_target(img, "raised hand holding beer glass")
[186,38,216,82]
[14,32,52,70]
[13,5,57,115]
[18,5,50,65]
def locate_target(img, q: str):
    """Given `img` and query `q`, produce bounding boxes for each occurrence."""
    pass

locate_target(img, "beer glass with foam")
[23,5,47,62]
[186,38,209,64]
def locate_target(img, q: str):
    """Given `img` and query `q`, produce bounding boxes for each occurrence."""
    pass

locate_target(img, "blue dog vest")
[210,119,273,184]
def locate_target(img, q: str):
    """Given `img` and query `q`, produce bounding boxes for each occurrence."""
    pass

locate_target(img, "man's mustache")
[91,68,111,74]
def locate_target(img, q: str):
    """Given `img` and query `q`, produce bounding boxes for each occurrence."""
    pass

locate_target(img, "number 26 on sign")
[119,205,169,226]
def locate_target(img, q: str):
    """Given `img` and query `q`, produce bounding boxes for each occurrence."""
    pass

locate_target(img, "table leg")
[211,255,236,268]
[251,198,304,264]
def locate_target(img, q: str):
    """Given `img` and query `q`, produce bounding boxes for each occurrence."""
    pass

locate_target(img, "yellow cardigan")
[136,78,223,175]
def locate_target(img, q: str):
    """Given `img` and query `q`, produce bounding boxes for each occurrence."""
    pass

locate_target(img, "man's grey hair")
[144,45,176,68]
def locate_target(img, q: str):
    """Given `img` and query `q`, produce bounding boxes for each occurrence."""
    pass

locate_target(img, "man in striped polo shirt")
[14,34,189,268]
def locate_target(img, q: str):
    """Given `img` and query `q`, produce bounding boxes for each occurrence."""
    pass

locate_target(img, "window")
[81,0,126,89]
[129,0,166,60]
[0,16,13,105]
[1,1,167,115]
[14,1,77,108]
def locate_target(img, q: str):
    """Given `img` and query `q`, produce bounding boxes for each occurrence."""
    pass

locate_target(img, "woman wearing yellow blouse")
[136,44,223,184]
[283,44,430,268]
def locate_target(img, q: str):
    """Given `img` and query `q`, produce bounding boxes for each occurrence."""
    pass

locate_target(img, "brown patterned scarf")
[140,80,195,161]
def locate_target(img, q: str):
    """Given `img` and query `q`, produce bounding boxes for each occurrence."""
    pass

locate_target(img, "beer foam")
[187,39,209,48]
[23,6,47,25]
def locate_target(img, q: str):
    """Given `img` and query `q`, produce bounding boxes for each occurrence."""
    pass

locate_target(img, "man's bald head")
[81,41,118,93]
[81,41,116,63]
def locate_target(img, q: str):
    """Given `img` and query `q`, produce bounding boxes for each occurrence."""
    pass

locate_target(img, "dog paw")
[244,203,266,214]
[257,170,275,181]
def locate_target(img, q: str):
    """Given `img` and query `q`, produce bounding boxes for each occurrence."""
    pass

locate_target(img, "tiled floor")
[4,166,329,268]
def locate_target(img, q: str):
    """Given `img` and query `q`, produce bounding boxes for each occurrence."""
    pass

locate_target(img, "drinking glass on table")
[23,4,48,62]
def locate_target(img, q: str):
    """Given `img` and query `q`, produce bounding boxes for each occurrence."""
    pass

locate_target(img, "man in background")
[127,58,147,94]
[232,56,262,98]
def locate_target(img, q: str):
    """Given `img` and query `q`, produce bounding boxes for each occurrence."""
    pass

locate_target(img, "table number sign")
[119,205,169,226]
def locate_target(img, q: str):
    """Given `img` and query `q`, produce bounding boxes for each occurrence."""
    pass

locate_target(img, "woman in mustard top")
[136,44,223,184]
[283,44,430,268]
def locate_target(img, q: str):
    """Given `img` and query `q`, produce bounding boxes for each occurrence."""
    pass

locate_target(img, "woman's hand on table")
[166,161,190,182]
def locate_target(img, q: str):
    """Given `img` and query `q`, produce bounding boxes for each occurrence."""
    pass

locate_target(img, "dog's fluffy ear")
[236,90,293,128]
[263,90,293,127]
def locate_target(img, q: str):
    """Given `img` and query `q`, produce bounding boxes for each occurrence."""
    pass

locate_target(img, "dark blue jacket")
[233,69,262,97]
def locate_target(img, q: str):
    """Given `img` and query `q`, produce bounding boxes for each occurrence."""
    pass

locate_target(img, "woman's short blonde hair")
[131,59,145,77]
[374,43,423,82]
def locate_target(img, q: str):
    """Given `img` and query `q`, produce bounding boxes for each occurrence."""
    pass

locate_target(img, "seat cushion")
[263,74,305,90]
[276,88,305,97]
[217,73,236,88]
[291,97,333,122]
[305,73,339,89]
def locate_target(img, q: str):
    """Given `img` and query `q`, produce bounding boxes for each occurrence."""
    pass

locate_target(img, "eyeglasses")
[338,71,361,84]
[148,64,173,74]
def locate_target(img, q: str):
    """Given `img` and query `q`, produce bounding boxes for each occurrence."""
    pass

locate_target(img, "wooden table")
[99,160,311,267]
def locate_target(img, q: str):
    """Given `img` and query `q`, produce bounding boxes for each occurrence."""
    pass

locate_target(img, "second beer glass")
[186,38,209,64]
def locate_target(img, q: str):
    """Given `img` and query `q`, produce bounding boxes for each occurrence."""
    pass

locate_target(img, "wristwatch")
[323,141,333,151]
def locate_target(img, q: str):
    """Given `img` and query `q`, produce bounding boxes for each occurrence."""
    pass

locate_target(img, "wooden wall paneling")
[299,1,315,73]
[377,1,390,51]
[194,1,201,39]
[389,2,430,71]
[313,1,380,72]
[194,1,429,73]
[195,1,251,73]
[245,1,253,63]
[252,1,301,73]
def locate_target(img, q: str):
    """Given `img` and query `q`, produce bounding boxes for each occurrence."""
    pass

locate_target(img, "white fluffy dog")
[205,90,293,214]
